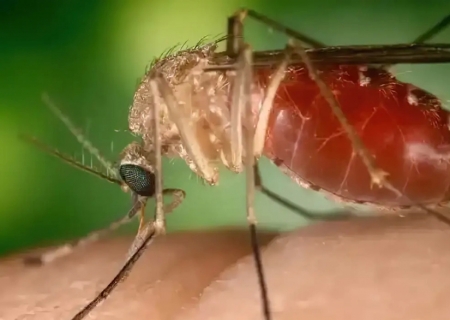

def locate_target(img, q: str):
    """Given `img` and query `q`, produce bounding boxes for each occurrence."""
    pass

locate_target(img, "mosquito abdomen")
[261,64,450,207]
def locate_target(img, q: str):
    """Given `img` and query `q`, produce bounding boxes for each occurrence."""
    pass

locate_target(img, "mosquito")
[21,8,450,320]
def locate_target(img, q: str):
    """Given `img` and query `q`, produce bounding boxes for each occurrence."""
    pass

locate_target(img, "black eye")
[119,164,155,197]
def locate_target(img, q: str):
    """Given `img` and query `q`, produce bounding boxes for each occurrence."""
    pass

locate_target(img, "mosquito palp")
[19,134,122,186]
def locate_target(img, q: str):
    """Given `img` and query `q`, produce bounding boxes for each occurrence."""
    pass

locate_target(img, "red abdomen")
[260,65,450,206]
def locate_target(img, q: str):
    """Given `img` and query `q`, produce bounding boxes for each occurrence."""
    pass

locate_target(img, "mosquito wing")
[207,43,450,70]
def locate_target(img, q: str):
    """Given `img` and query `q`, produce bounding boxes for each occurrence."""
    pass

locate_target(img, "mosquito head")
[119,142,156,197]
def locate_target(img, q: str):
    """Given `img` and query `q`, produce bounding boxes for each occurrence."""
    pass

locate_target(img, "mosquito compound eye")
[119,164,155,197]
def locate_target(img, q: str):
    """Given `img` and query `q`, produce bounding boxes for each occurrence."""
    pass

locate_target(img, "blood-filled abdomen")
[260,65,450,206]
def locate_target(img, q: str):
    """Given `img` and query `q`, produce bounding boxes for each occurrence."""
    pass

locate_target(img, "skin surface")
[2,213,450,320]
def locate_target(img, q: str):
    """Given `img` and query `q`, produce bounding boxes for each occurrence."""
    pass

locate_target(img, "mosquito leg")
[254,165,354,221]
[73,178,181,319]
[161,188,186,213]
[126,79,189,259]
[412,14,450,44]
[41,93,118,179]
[227,9,321,320]
[227,12,272,317]
[133,189,184,237]
[291,40,389,186]
[239,43,272,320]
[229,9,450,52]
[241,45,255,220]
[150,75,166,235]
[23,200,143,266]
[150,73,218,185]
[137,205,146,234]
[127,188,185,259]
[70,222,157,320]
[226,8,324,58]
[125,76,167,260]
[228,39,246,171]
[253,45,292,158]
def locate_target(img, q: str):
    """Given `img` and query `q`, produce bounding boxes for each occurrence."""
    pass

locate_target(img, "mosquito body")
[20,9,450,320]
[128,41,450,209]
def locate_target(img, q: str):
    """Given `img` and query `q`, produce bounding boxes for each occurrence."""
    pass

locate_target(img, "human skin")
[1,213,450,320]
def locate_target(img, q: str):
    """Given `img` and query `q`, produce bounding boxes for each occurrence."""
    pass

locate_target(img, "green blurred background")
[1,0,449,256]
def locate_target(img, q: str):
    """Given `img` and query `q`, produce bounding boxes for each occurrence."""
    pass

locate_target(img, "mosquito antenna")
[19,134,122,186]
[41,92,119,179]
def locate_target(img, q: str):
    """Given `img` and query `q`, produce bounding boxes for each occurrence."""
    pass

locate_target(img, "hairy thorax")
[128,42,263,184]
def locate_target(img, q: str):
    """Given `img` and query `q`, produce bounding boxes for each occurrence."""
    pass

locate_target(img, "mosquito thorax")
[125,41,236,185]
[129,42,221,142]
